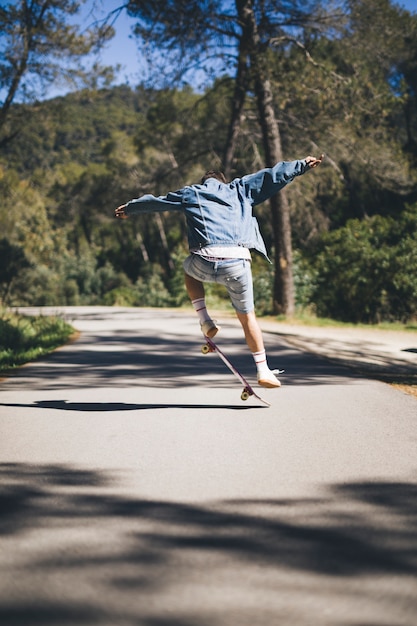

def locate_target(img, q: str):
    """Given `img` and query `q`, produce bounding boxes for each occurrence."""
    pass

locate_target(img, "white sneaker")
[257,369,281,388]
[201,320,220,338]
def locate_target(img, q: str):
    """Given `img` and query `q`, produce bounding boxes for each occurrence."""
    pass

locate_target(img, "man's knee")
[236,309,256,326]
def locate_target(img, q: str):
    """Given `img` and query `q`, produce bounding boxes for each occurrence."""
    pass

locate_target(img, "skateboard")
[201,336,271,407]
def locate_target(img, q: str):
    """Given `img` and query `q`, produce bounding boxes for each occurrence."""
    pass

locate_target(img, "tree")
[250,0,417,266]
[0,238,30,304]
[307,208,417,323]
[126,0,341,314]
[0,0,114,145]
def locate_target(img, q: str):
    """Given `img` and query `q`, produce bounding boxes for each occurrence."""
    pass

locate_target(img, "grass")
[391,384,417,399]
[270,310,417,332]
[204,299,417,332]
[0,310,76,372]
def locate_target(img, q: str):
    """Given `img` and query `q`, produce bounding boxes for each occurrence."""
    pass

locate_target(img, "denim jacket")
[124,159,310,260]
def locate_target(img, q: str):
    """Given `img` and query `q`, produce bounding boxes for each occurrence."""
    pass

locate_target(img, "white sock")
[192,298,211,324]
[252,349,270,376]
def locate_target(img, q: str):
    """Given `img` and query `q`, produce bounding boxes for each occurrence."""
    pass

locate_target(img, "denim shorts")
[183,254,254,313]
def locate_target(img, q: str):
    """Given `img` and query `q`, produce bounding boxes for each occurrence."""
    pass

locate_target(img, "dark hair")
[201,170,227,184]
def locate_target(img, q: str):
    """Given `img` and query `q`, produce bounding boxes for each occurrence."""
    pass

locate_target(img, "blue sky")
[79,0,143,87]
[94,0,417,91]
[3,0,415,100]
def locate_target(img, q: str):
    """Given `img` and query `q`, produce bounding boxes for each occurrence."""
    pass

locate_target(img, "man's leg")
[235,310,264,353]
[236,310,281,388]
[184,273,205,300]
[184,273,220,338]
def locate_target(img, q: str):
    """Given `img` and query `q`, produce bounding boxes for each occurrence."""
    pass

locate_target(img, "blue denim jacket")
[124,159,310,260]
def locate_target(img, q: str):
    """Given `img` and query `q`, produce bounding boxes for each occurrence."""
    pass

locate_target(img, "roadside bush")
[252,256,274,315]
[0,310,74,370]
[167,245,191,307]
[0,239,31,304]
[0,317,21,349]
[292,249,318,313]
[134,268,173,307]
[103,286,138,306]
[306,208,417,323]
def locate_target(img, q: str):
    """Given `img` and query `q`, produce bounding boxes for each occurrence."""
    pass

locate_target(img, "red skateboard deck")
[202,336,271,407]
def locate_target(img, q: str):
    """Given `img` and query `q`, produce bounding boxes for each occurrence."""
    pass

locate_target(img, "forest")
[0,0,416,324]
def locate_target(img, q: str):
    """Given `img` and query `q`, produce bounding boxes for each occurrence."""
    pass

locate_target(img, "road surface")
[0,307,416,626]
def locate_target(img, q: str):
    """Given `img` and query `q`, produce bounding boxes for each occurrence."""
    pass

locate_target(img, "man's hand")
[115,204,128,219]
[305,154,324,168]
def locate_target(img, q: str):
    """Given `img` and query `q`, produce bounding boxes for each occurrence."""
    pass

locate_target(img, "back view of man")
[115,154,323,387]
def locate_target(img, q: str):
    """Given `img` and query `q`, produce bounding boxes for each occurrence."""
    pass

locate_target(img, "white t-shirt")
[191,245,251,261]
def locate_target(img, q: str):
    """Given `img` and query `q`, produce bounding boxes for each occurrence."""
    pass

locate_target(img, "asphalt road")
[0,307,416,626]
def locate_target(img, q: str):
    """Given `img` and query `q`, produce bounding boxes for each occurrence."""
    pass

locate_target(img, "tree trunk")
[253,74,295,315]
[241,1,294,315]
[155,213,175,274]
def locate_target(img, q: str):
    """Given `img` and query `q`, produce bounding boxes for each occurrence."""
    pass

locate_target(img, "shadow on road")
[0,463,416,625]
[0,400,263,412]
[1,330,359,391]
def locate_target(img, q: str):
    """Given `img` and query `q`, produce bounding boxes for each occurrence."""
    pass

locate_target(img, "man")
[115,154,323,388]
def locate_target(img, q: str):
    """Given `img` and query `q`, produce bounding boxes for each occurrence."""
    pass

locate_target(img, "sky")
[80,0,144,87]
[89,0,417,93]
[2,0,416,100]
[396,0,417,7]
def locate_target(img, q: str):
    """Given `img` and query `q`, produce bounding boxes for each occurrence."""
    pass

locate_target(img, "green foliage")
[1,0,417,323]
[167,245,192,307]
[273,0,417,242]
[0,239,31,304]
[306,207,417,323]
[0,310,74,370]
[0,0,115,144]
[252,255,274,316]
[103,264,174,307]
[293,249,317,313]
[135,269,173,307]
[2,87,141,176]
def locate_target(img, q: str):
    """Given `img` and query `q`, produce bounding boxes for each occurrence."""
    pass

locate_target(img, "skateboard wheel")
[241,390,250,401]
[201,344,210,354]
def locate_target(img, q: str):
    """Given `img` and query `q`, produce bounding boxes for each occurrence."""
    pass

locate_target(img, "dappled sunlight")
[1,313,360,391]
[0,463,416,625]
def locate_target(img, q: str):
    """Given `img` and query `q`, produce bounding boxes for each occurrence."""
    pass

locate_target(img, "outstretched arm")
[114,190,183,219]
[242,154,324,205]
